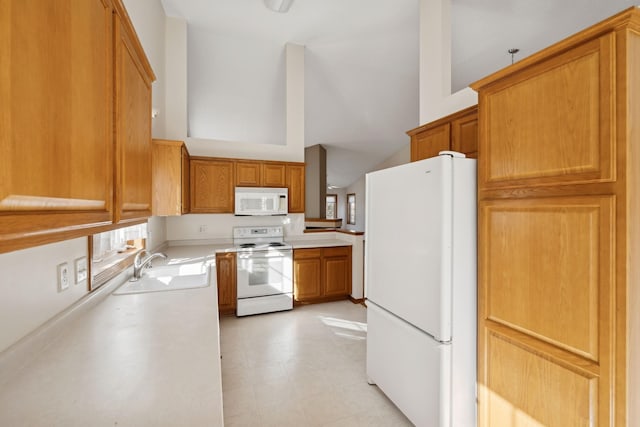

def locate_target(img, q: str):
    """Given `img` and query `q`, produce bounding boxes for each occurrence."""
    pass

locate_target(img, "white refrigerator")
[365,152,476,427]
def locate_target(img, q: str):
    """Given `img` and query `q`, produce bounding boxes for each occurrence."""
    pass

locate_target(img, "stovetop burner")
[268,242,286,247]
[239,243,256,249]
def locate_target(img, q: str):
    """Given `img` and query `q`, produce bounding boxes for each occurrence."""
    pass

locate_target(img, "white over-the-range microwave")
[234,187,288,216]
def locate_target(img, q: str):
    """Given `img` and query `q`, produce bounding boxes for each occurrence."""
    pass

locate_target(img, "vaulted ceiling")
[161,0,635,189]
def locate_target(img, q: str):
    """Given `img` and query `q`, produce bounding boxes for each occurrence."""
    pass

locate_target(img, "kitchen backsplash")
[165,213,305,242]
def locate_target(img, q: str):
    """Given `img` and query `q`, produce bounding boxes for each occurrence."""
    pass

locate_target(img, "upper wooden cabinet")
[471,8,640,426]
[286,164,305,213]
[0,0,114,251]
[152,139,190,216]
[190,158,234,213]
[262,162,287,187]
[188,157,305,214]
[407,106,478,161]
[114,6,155,223]
[235,161,262,187]
[0,0,154,253]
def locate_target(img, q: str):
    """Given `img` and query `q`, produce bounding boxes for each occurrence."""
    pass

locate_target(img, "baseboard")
[348,296,366,306]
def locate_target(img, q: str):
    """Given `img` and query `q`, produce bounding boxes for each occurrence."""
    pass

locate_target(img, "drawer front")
[293,248,322,260]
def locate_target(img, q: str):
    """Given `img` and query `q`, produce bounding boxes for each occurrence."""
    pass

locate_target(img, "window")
[347,193,356,225]
[326,194,337,219]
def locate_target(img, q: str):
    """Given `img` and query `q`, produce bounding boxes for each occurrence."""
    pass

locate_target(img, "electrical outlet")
[57,262,69,291]
[75,257,87,284]
[199,225,208,233]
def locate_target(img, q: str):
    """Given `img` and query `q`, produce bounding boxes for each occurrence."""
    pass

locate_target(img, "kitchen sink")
[113,262,210,295]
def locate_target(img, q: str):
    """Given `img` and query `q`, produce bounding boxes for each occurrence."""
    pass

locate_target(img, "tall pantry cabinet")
[471,8,640,426]
[0,0,155,253]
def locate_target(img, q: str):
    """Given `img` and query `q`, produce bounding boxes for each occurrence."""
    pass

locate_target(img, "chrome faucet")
[130,250,167,281]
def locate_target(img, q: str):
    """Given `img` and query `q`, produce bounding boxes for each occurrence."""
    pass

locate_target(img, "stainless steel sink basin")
[114,262,209,295]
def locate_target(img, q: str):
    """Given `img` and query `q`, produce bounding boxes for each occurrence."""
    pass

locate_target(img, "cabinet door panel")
[190,159,234,213]
[286,164,305,213]
[481,196,613,360]
[412,124,450,161]
[263,163,287,187]
[452,114,478,157]
[480,36,614,188]
[0,0,113,240]
[181,146,190,214]
[115,15,152,222]
[323,256,350,297]
[216,253,237,314]
[481,331,596,427]
[235,161,262,187]
[294,249,322,302]
[152,140,185,216]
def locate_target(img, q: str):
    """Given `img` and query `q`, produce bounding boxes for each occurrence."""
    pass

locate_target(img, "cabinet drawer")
[294,248,322,259]
[323,246,350,257]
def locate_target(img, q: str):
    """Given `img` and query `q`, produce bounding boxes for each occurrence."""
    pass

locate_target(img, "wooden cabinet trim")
[406,105,478,137]
[408,106,477,162]
[470,6,639,91]
[112,0,155,82]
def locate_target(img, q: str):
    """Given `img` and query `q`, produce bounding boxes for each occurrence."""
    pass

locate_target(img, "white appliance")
[233,226,293,316]
[234,187,288,216]
[365,151,477,427]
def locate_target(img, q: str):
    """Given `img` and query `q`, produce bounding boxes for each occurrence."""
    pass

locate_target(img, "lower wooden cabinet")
[293,246,351,304]
[215,252,237,315]
[293,249,323,300]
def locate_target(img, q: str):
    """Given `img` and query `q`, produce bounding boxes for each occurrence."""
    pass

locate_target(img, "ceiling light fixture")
[263,0,295,13]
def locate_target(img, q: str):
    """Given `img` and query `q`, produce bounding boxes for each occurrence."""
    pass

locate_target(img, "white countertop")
[288,239,351,249]
[0,245,224,427]
[205,238,352,253]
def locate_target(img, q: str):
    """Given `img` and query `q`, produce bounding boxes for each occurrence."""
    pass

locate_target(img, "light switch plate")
[75,257,87,284]
[57,262,69,291]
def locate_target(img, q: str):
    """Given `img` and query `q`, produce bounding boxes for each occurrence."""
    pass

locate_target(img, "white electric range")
[233,226,293,316]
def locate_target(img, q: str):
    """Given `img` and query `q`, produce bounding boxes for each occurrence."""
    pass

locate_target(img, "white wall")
[166,214,306,242]
[123,0,169,250]
[0,0,169,354]
[123,0,167,138]
[344,144,410,232]
[419,0,477,124]
[165,23,305,162]
[350,0,479,232]
[165,16,188,140]
[0,238,89,353]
